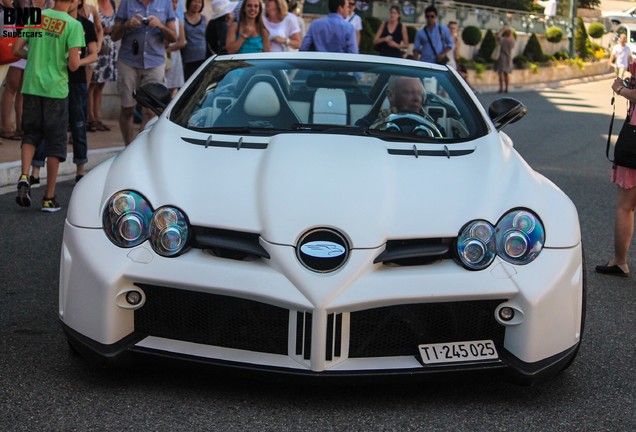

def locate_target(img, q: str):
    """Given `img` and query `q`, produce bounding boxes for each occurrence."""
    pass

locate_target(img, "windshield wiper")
[190,126,291,134]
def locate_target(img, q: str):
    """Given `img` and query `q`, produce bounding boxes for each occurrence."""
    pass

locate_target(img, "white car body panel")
[60,53,584,383]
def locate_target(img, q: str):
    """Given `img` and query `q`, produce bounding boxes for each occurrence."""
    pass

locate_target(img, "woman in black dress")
[373,5,408,58]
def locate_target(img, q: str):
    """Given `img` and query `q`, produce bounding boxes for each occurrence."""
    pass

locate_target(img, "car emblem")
[301,241,345,258]
[297,228,350,273]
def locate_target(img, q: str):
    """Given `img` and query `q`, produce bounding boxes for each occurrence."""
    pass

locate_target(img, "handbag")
[97,41,110,56]
[424,26,449,65]
[0,37,20,65]
[492,44,501,61]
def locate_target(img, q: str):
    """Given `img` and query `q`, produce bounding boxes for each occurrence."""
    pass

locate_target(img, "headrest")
[244,82,281,117]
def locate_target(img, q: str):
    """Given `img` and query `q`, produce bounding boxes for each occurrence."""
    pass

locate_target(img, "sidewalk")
[0,118,124,191]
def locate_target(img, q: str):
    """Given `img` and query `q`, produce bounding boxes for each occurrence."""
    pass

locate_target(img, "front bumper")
[59,221,584,384]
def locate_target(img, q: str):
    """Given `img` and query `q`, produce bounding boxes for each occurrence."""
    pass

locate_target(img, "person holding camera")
[111,0,177,145]
[596,74,636,277]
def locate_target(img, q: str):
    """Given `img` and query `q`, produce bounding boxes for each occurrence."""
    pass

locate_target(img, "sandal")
[0,130,22,140]
[96,121,111,131]
[87,121,98,132]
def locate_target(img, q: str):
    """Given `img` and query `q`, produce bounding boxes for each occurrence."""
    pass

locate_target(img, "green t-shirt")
[21,9,85,99]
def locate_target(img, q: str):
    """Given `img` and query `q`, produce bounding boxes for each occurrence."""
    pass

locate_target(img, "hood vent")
[192,226,270,260]
[182,137,267,150]
[387,148,474,158]
[374,238,453,266]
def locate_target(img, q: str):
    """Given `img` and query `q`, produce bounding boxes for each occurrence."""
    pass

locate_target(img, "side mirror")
[488,97,527,131]
[133,83,171,116]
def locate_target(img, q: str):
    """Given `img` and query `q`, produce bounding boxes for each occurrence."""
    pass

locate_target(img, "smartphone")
[141,17,149,25]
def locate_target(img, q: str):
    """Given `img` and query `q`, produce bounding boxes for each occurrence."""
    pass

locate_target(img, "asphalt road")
[1,78,635,431]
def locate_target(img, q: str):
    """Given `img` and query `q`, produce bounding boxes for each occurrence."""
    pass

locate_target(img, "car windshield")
[169,57,488,143]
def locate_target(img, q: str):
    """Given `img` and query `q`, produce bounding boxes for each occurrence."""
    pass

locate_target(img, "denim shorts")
[21,94,68,162]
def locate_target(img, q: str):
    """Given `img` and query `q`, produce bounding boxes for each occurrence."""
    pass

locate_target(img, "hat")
[210,0,239,20]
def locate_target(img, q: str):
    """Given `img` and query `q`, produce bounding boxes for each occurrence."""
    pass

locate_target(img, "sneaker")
[29,175,40,188]
[41,196,61,213]
[16,174,31,207]
[75,174,84,184]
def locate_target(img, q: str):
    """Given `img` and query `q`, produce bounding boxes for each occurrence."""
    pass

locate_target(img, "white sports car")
[59,53,585,385]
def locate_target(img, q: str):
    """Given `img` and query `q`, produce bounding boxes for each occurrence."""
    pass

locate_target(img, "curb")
[0,147,123,191]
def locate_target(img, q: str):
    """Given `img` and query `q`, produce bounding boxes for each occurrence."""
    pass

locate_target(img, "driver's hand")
[377,107,397,122]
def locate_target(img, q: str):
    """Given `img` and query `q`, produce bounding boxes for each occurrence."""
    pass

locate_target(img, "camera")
[141,17,149,25]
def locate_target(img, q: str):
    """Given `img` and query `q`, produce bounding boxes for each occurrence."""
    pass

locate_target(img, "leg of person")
[16,94,45,207]
[41,96,69,212]
[503,71,509,93]
[69,82,89,182]
[30,137,46,188]
[117,61,141,145]
[93,82,110,131]
[612,186,636,267]
[1,66,23,139]
[138,64,166,131]
[597,184,636,276]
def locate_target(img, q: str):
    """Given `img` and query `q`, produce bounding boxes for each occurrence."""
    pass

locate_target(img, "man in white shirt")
[346,0,361,48]
[534,0,557,17]
[609,33,633,79]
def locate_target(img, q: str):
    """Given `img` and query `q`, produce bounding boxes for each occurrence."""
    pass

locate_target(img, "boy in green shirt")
[13,0,85,212]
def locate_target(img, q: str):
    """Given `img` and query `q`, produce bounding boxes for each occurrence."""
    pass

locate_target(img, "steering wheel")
[371,111,443,138]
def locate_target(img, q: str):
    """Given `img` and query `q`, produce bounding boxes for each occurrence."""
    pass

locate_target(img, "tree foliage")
[574,16,592,59]
[477,30,497,62]
[546,27,563,43]
[523,33,544,62]
[462,26,482,46]
[587,22,605,39]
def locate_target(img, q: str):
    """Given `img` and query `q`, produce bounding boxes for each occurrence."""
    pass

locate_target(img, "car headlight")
[148,206,190,257]
[495,209,544,265]
[457,220,496,270]
[456,210,545,270]
[103,191,153,248]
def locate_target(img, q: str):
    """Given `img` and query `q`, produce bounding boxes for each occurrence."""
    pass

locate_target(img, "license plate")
[418,340,498,365]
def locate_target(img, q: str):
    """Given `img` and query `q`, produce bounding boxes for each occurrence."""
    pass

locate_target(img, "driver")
[356,76,432,128]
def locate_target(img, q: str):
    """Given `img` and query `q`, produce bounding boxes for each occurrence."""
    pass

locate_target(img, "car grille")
[134,284,504,363]
[134,283,289,355]
[348,300,505,358]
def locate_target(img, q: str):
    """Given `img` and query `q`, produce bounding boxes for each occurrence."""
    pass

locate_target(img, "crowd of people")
[3,0,480,212]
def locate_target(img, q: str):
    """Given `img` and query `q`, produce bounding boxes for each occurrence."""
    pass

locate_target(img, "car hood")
[68,120,580,248]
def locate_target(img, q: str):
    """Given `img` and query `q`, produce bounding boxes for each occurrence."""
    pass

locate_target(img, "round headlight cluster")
[457,220,496,270]
[103,191,190,257]
[148,207,190,257]
[495,210,544,265]
[103,191,153,248]
[457,209,545,270]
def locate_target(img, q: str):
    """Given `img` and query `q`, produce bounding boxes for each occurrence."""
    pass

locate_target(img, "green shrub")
[575,16,592,59]
[588,22,605,39]
[513,54,529,69]
[462,26,482,46]
[523,33,544,62]
[477,29,497,62]
[554,50,569,60]
[364,16,382,34]
[546,26,563,43]
[360,18,380,55]
[406,25,417,45]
